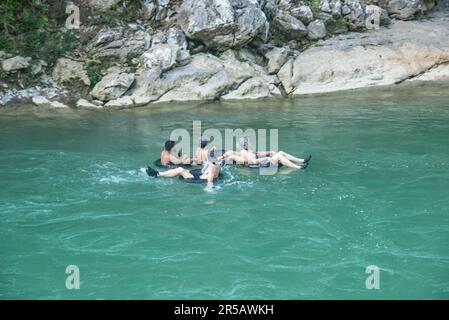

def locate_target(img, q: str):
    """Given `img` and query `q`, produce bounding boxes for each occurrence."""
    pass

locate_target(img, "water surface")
[1,84,449,299]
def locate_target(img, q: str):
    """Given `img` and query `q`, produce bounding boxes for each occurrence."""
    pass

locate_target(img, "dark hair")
[200,139,209,149]
[164,140,176,151]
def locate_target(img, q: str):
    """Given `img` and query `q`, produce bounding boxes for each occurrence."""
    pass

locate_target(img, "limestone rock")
[343,0,366,31]
[221,75,281,100]
[277,58,295,94]
[104,96,134,108]
[87,27,151,61]
[140,44,180,71]
[274,11,308,40]
[178,0,268,50]
[89,0,121,11]
[52,58,91,86]
[32,96,51,106]
[264,47,289,74]
[277,17,449,95]
[76,98,102,109]
[409,63,449,82]
[2,56,31,72]
[50,101,70,108]
[132,53,256,103]
[387,0,422,20]
[141,0,157,20]
[90,72,135,101]
[307,20,327,40]
[290,5,314,25]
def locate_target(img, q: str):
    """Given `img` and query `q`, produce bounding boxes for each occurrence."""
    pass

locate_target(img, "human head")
[199,137,210,149]
[238,136,249,151]
[164,140,176,151]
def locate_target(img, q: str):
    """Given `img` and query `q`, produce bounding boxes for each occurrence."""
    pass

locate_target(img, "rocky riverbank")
[1,0,448,110]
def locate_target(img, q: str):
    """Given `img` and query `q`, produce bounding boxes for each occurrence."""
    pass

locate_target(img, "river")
[1,83,448,299]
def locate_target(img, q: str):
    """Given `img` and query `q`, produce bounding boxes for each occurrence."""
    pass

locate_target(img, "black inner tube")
[181,169,222,184]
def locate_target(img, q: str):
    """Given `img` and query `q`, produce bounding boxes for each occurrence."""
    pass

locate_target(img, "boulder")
[307,20,327,40]
[277,17,449,95]
[166,27,190,62]
[90,72,135,101]
[261,0,276,18]
[166,27,188,51]
[408,63,449,82]
[422,0,436,12]
[221,75,281,100]
[87,27,152,61]
[290,5,314,25]
[319,1,343,18]
[32,96,51,106]
[342,0,366,31]
[50,101,70,108]
[387,0,422,20]
[178,0,268,50]
[88,0,121,11]
[274,11,308,40]
[133,95,155,106]
[330,0,343,18]
[277,58,295,94]
[321,0,332,13]
[52,58,91,86]
[140,43,180,71]
[76,98,102,109]
[132,53,256,103]
[264,47,289,74]
[104,96,134,108]
[141,0,157,20]
[31,60,47,76]
[2,56,31,72]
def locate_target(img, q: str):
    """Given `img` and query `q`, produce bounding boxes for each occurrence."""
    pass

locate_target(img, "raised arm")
[169,154,183,164]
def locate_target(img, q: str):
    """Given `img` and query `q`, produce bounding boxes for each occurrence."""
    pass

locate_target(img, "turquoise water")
[1,85,449,299]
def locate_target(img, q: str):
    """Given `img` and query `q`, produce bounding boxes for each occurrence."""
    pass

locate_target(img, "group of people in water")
[146,137,311,188]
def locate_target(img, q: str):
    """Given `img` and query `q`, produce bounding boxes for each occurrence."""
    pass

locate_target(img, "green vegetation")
[86,57,116,87]
[86,62,102,87]
[301,0,321,14]
[126,52,140,67]
[149,19,163,30]
[334,18,347,28]
[0,0,79,66]
[0,68,7,80]
[271,23,290,47]
[94,1,144,26]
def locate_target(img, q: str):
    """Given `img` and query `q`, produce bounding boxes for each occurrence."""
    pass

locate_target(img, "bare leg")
[200,167,214,183]
[158,167,194,179]
[275,151,304,163]
[271,154,302,169]
[225,154,247,165]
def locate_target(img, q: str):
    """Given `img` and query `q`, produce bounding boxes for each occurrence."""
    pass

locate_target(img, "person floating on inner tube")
[160,140,194,166]
[223,136,311,169]
[195,137,210,165]
[146,149,222,188]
